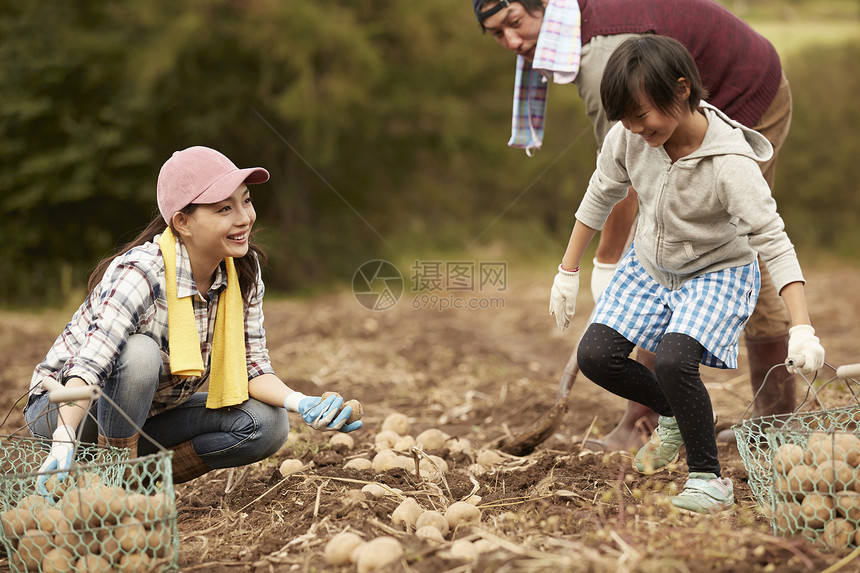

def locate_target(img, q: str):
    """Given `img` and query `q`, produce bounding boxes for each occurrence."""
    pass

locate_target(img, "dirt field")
[1,263,859,572]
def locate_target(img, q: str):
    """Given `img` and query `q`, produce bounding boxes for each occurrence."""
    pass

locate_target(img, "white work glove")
[786,325,825,376]
[590,258,618,303]
[283,392,362,432]
[549,264,580,332]
[36,424,76,497]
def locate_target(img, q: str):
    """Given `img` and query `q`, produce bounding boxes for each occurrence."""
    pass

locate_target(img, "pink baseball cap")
[157,146,270,224]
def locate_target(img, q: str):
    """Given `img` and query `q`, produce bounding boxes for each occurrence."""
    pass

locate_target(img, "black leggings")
[578,323,720,476]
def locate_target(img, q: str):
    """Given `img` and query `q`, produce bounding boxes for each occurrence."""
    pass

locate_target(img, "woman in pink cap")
[26,146,360,488]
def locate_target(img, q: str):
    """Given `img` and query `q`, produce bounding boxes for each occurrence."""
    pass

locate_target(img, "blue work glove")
[36,424,76,498]
[283,392,362,432]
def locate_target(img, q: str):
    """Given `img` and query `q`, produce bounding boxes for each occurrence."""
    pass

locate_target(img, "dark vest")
[578,0,782,127]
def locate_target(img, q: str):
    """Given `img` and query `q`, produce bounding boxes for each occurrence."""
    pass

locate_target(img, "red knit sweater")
[579,0,782,128]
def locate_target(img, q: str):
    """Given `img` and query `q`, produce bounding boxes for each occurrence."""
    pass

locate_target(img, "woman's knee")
[234,401,290,461]
[109,334,162,392]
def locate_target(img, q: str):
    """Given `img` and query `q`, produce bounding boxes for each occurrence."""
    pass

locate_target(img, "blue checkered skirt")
[592,246,760,369]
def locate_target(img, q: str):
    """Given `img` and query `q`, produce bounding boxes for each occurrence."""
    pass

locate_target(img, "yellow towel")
[159,228,248,409]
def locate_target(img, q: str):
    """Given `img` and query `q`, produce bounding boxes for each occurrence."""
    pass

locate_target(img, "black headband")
[474,0,512,23]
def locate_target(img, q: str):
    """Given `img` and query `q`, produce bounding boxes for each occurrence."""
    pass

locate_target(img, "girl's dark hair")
[477,0,545,31]
[88,205,267,305]
[600,35,709,122]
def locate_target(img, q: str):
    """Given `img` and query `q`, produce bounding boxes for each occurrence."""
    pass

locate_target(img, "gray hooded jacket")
[575,102,803,292]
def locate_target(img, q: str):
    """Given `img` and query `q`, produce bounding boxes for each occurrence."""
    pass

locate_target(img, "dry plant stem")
[819,545,860,573]
[578,415,599,450]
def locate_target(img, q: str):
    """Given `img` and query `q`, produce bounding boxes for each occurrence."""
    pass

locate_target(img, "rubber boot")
[717,333,796,443]
[98,433,141,483]
[170,440,212,484]
[97,433,140,459]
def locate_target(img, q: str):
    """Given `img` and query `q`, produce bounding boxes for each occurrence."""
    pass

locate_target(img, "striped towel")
[509,0,582,154]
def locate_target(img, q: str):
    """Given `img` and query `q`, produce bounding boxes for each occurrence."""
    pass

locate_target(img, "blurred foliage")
[0,0,856,306]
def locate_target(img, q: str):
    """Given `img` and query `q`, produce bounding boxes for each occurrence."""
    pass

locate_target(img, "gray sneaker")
[671,472,735,514]
[634,415,683,474]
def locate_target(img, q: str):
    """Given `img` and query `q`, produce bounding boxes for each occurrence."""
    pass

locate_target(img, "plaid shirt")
[29,235,274,416]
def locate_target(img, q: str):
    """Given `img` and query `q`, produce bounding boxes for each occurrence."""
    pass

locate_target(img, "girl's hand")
[549,264,580,332]
[786,325,825,376]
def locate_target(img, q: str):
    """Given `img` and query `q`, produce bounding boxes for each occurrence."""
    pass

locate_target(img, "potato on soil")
[415,428,449,450]
[355,536,404,573]
[360,483,390,497]
[448,539,479,561]
[444,501,482,529]
[801,494,836,528]
[416,525,445,542]
[329,433,355,451]
[324,531,365,565]
[374,430,400,450]
[476,449,505,468]
[344,457,372,471]
[391,497,423,528]
[393,435,415,452]
[279,458,304,476]
[415,510,449,536]
[381,412,410,436]
[372,449,410,472]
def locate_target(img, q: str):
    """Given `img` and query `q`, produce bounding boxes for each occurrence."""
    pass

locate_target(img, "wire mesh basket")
[1,378,179,572]
[0,434,178,572]
[733,361,860,552]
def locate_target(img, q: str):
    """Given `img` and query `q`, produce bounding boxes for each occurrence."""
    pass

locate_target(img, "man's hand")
[549,265,580,332]
[787,325,825,376]
[284,392,362,432]
[36,424,76,497]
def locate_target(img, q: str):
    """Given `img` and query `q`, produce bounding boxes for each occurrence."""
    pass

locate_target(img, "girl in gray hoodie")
[548,35,824,513]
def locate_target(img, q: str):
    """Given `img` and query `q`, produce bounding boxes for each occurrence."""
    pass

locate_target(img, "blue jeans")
[25,334,290,469]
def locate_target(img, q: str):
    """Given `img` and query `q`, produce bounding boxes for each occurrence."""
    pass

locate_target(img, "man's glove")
[590,258,618,303]
[36,424,76,497]
[283,392,362,432]
[549,264,580,332]
[787,325,825,376]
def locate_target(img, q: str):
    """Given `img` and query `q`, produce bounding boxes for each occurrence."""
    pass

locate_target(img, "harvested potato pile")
[1,469,176,572]
[772,431,860,551]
